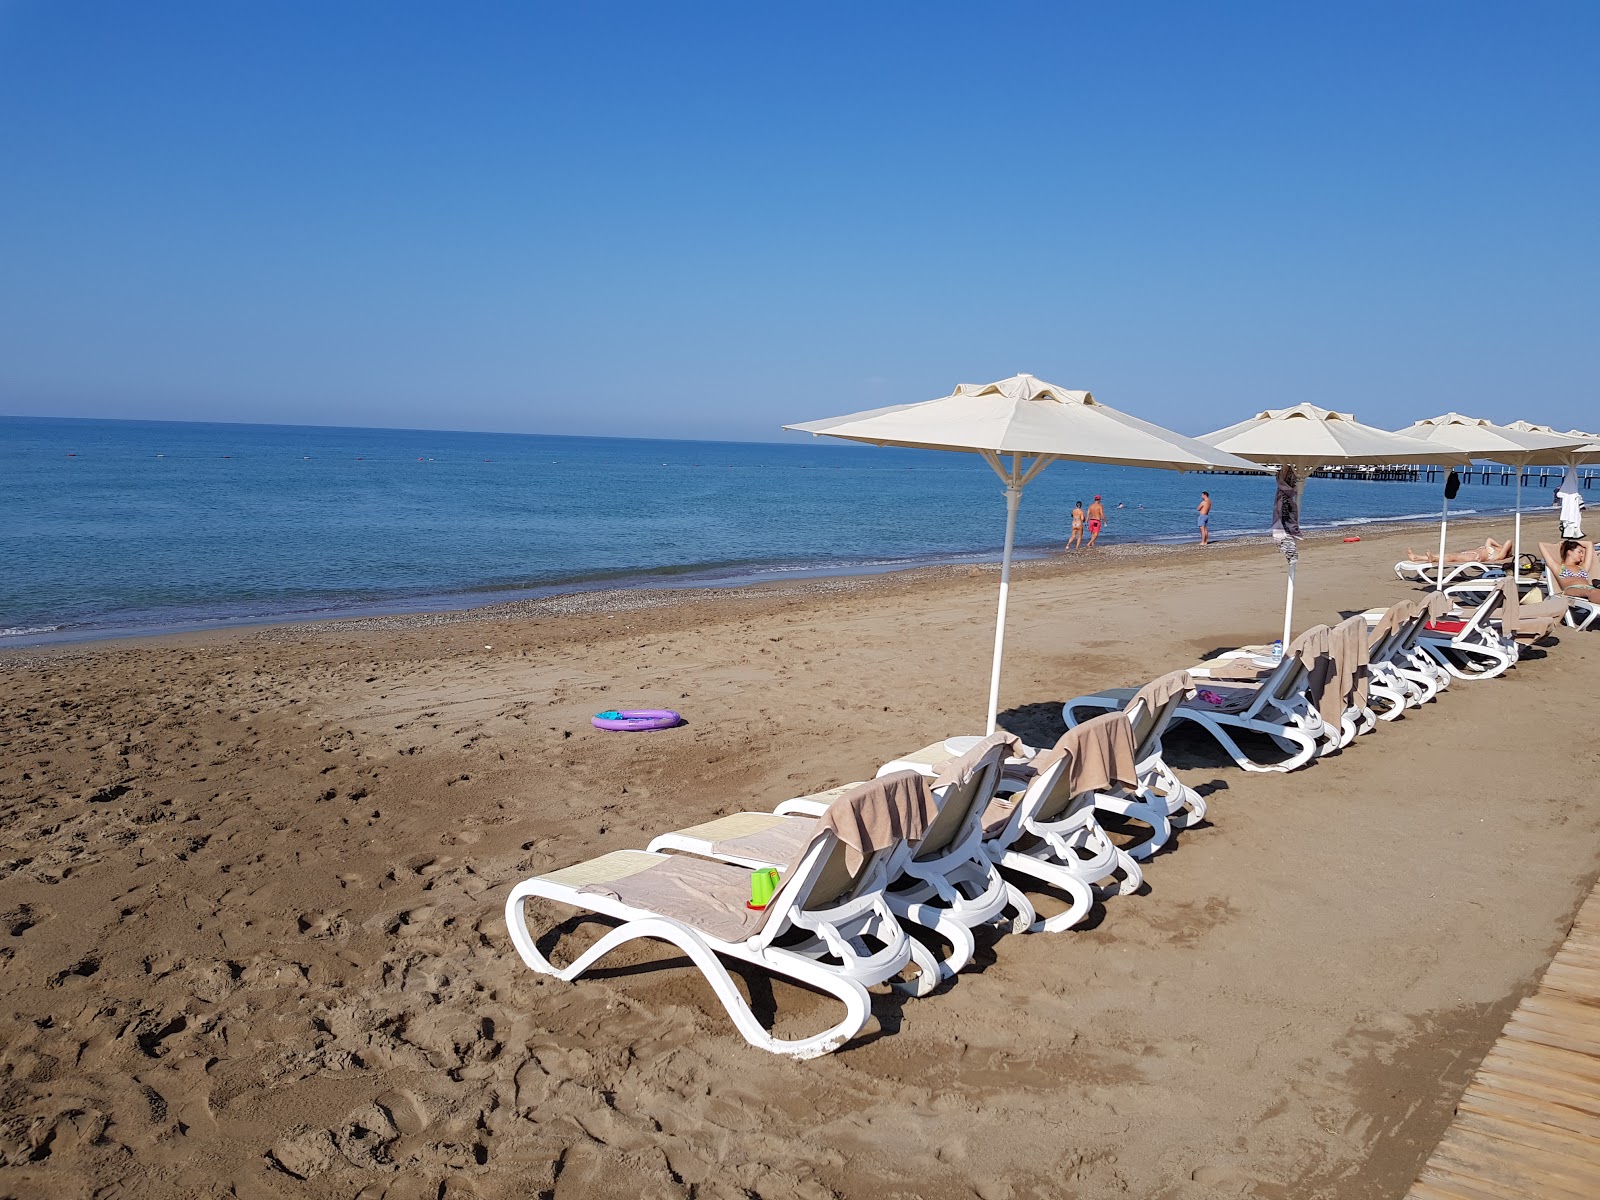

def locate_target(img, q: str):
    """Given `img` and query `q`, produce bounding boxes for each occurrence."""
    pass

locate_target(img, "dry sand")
[2,518,1597,1199]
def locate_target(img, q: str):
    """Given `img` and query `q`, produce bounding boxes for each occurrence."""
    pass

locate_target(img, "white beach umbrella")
[1200,404,1470,648]
[785,373,1264,733]
[1393,414,1587,587]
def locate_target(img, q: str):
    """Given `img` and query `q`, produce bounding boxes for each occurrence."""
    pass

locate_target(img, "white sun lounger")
[976,713,1159,929]
[1393,556,1509,589]
[1060,669,1205,852]
[1361,595,1453,712]
[504,774,932,1059]
[648,736,1016,993]
[1065,635,1323,774]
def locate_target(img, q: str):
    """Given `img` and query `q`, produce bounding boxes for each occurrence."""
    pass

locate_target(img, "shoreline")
[0,511,1520,662]
[2,512,1595,1198]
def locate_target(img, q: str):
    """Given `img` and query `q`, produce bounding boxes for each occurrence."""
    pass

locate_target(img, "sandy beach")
[3,516,1597,1199]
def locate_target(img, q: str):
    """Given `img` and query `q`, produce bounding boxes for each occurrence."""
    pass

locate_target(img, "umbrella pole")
[1281,559,1295,651]
[1435,491,1450,592]
[986,482,1023,735]
[1514,471,1523,584]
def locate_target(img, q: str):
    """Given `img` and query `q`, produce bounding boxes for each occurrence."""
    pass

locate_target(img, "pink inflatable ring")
[591,709,682,732]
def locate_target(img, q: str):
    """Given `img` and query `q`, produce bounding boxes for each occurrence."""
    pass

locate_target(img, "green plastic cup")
[749,867,780,909]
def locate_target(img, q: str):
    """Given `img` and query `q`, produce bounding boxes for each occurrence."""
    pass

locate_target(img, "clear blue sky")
[1,2,1595,441]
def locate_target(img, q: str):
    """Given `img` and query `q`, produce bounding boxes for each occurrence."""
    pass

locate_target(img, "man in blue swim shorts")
[1197,490,1212,545]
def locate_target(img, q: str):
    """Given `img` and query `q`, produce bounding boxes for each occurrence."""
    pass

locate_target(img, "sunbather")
[1555,539,1600,600]
[1405,536,1510,565]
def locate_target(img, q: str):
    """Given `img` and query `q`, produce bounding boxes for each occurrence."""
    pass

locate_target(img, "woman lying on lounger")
[1556,539,1600,600]
[1405,536,1511,565]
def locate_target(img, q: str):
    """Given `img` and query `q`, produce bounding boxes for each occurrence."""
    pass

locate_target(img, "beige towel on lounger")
[930,729,1024,790]
[1127,670,1196,715]
[815,769,938,874]
[1062,711,1140,798]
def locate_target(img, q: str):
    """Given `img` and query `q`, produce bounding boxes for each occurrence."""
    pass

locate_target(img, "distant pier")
[1201,464,1597,487]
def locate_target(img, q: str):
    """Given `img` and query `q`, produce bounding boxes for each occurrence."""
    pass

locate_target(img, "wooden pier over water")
[1200,464,1599,487]
[1405,880,1600,1199]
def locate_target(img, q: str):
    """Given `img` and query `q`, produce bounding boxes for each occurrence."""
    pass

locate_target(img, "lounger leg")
[995,852,1097,933]
[504,884,874,1060]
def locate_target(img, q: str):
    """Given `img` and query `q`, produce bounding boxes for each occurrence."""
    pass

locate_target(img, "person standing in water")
[1087,495,1105,547]
[1198,490,1212,545]
[1067,500,1085,550]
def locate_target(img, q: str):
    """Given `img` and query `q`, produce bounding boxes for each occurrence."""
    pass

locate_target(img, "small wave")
[0,624,62,638]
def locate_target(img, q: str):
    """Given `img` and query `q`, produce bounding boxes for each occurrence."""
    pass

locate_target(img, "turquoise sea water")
[2,415,1519,644]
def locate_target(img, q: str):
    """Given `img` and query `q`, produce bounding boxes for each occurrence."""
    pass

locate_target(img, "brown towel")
[816,769,939,874]
[1367,602,1406,652]
[710,819,815,868]
[1287,625,1340,725]
[1061,711,1140,798]
[1127,670,1196,714]
[930,729,1024,790]
[1332,614,1370,710]
[579,854,772,943]
[1203,659,1274,682]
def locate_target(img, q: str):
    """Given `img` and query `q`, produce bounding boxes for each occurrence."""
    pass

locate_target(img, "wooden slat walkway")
[1407,884,1600,1199]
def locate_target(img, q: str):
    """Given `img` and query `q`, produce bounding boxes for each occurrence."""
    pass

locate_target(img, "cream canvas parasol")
[1201,404,1470,647]
[786,373,1264,733]
[1393,415,1586,587]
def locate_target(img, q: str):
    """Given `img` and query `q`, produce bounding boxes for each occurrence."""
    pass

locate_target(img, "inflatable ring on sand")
[591,709,682,732]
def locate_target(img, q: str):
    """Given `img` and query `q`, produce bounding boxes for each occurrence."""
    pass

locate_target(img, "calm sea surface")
[2,416,1516,644]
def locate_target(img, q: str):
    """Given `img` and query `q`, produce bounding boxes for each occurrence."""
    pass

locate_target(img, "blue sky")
[1,2,1595,441]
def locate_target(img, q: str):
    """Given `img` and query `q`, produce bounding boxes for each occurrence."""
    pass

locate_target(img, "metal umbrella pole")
[978,451,1053,734]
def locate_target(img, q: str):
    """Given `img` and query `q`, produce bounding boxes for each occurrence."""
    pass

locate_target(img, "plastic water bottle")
[1271,638,1284,661]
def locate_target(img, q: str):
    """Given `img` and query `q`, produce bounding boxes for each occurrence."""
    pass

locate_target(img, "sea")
[1,415,1518,646]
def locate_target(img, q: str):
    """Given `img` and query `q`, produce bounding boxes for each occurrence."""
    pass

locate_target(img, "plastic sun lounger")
[1362,596,1453,710]
[648,740,1016,993]
[1539,541,1600,631]
[1393,556,1509,589]
[1414,584,1518,680]
[504,788,919,1059]
[1059,672,1206,852]
[874,735,1131,920]
[976,713,1175,929]
[1065,644,1322,774]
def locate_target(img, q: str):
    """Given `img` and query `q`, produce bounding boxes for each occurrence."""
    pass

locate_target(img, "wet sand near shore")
[2,517,1597,1199]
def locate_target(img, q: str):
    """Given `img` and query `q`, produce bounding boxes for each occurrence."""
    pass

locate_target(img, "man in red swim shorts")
[1086,495,1105,547]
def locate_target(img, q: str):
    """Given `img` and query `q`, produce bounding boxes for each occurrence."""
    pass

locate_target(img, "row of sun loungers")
[503,569,1587,1059]
[1397,540,1599,632]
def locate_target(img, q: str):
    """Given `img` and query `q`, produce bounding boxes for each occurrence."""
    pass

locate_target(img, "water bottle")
[1271,638,1284,661]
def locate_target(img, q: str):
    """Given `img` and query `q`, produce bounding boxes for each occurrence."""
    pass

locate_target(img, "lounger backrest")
[912,744,1006,862]
[1031,714,1139,825]
[1256,630,1319,712]
[1124,670,1195,760]
[985,752,1072,845]
[1539,542,1562,592]
[1332,614,1370,709]
[1444,584,1501,643]
[1367,602,1410,660]
[800,840,861,910]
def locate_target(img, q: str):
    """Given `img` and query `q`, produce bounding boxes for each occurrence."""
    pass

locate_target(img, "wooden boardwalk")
[1406,884,1600,1199]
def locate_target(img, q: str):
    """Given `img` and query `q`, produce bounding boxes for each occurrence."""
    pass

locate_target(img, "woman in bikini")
[1067,501,1085,551]
[1555,539,1600,600]
[1406,536,1511,565]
